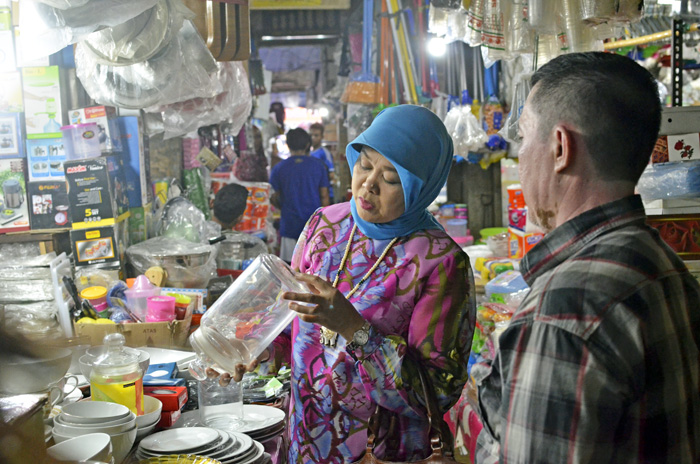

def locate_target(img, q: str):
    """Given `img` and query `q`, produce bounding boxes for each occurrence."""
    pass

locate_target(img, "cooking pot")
[2,179,22,209]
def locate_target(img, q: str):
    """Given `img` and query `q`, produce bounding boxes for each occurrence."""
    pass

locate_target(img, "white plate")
[172,406,285,435]
[227,440,264,464]
[139,427,221,453]
[209,431,254,463]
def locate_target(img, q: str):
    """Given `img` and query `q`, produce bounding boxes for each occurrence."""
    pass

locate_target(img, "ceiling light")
[428,37,447,57]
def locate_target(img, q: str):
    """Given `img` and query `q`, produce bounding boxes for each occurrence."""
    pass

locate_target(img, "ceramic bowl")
[0,347,72,394]
[137,396,163,428]
[135,421,158,440]
[109,426,138,464]
[56,410,133,427]
[47,432,112,462]
[54,412,136,436]
[61,401,131,424]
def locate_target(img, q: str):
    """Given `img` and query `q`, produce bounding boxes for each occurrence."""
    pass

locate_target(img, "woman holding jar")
[222,105,476,463]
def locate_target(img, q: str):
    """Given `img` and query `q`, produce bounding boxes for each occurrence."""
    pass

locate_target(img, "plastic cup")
[61,123,101,160]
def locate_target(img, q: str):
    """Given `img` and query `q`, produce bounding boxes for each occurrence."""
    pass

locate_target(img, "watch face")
[353,328,369,346]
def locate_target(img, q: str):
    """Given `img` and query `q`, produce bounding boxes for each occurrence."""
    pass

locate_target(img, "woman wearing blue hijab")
[224,105,476,462]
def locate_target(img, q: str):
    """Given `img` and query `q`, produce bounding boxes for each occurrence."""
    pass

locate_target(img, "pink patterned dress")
[270,203,476,463]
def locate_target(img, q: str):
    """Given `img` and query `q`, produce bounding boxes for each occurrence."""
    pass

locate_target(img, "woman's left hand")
[283,273,365,342]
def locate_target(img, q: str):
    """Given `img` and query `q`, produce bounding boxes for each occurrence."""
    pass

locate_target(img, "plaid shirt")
[474,195,700,463]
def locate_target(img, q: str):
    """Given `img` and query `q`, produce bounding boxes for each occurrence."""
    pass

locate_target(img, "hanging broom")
[342,0,381,104]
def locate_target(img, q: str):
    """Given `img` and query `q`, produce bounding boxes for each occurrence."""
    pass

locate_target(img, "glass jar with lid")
[89,333,144,415]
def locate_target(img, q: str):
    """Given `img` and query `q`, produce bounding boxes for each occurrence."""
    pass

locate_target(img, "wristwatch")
[349,321,372,349]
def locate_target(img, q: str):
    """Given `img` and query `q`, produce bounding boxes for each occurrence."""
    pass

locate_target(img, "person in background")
[261,102,286,170]
[270,128,330,263]
[215,105,476,463]
[211,183,249,230]
[474,52,700,463]
[309,122,335,203]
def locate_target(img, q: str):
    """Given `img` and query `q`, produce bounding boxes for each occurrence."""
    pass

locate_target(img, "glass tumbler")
[198,377,243,432]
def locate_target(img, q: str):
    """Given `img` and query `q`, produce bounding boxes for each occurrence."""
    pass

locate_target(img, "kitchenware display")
[136,427,264,464]
[0,346,72,394]
[53,401,137,463]
[3,178,23,208]
[188,254,305,379]
[89,333,145,415]
[61,123,101,160]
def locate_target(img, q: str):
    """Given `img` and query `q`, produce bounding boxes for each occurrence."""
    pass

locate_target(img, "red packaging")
[145,386,188,412]
[157,408,182,428]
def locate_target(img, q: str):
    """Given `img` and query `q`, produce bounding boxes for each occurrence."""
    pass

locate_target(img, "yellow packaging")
[91,375,144,416]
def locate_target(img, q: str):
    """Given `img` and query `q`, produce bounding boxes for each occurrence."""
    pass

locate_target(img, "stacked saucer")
[175,405,285,444]
[135,427,267,464]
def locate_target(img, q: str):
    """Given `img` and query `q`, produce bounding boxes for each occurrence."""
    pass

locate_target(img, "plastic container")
[446,218,467,238]
[80,286,108,312]
[145,296,176,322]
[454,203,468,220]
[124,275,160,322]
[167,293,192,320]
[89,333,144,416]
[188,254,308,379]
[198,377,243,432]
[61,123,101,160]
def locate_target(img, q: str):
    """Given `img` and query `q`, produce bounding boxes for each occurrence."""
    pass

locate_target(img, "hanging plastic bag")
[145,62,252,140]
[499,72,532,144]
[76,20,218,109]
[466,0,485,47]
[19,0,160,62]
[481,0,508,62]
[504,0,535,55]
[450,104,488,158]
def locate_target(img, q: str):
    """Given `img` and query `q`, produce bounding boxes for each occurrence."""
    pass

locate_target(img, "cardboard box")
[69,106,122,154]
[647,214,700,260]
[70,222,128,269]
[0,157,29,233]
[73,315,192,349]
[157,408,182,428]
[22,66,65,139]
[118,116,151,208]
[128,203,152,246]
[27,181,70,230]
[26,137,66,181]
[508,227,544,259]
[65,155,130,228]
[0,112,23,159]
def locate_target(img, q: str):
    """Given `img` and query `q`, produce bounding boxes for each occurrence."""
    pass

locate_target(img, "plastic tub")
[80,286,107,310]
[61,123,101,160]
[146,296,176,323]
[446,218,467,238]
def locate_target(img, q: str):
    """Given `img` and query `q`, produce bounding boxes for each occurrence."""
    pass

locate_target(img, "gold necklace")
[320,224,399,347]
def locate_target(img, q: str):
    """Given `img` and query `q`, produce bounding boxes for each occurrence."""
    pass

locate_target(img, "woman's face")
[352,147,405,224]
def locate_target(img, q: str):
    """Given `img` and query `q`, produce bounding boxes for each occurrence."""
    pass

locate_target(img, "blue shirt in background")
[270,155,330,240]
[311,146,334,200]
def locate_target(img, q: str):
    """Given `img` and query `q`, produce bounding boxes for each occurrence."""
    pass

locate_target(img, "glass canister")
[198,377,244,432]
[89,333,144,415]
[188,254,307,379]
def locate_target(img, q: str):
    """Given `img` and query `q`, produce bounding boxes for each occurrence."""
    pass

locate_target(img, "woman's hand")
[283,273,365,342]
[205,349,270,386]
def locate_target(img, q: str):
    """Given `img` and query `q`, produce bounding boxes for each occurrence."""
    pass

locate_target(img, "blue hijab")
[347,105,454,240]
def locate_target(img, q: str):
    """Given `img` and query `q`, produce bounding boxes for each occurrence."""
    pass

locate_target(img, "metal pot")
[149,251,212,288]
[2,179,22,209]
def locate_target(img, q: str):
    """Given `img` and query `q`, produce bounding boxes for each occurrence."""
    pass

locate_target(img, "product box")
[118,116,151,208]
[70,222,128,269]
[647,214,700,260]
[157,408,182,428]
[69,106,122,153]
[508,227,544,259]
[0,157,29,234]
[26,137,66,181]
[64,155,130,228]
[27,181,70,230]
[0,112,23,159]
[508,206,541,233]
[128,203,152,246]
[22,66,65,139]
[145,386,189,412]
[73,314,192,349]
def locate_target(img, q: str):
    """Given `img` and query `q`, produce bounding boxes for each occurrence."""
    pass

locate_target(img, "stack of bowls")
[47,432,113,463]
[53,402,137,463]
[136,395,163,440]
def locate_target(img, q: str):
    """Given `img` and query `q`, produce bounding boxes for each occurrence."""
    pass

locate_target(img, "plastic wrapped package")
[74,268,120,294]
[155,196,213,243]
[345,104,374,141]
[466,0,485,47]
[504,0,535,55]
[500,72,532,143]
[82,0,187,66]
[146,62,253,140]
[445,105,488,158]
[182,168,211,221]
[19,0,160,62]
[481,0,507,62]
[428,4,451,36]
[126,237,218,289]
[4,302,63,340]
[75,20,218,109]
[0,280,55,303]
[637,161,700,202]
[527,0,560,34]
[0,248,56,268]
[0,267,52,281]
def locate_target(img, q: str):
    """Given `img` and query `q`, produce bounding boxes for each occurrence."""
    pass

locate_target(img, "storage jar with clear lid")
[188,253,306,379]
[89,333,144,415]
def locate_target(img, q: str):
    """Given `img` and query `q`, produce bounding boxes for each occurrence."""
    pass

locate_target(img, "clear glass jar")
[188,254,307,379]
[198,377,243,432]
[90,333,144,415]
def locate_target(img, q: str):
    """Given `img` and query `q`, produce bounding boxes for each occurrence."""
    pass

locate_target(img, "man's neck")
[290,150,307,156]
[311,144,321,151]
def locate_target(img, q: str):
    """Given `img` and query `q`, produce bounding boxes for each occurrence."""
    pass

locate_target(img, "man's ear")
[553,124,575,173]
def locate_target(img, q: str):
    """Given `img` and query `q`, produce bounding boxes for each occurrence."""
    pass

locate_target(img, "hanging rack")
[603,23,699,49]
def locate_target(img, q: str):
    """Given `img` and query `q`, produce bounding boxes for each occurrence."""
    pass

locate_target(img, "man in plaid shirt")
[475,52,700,463]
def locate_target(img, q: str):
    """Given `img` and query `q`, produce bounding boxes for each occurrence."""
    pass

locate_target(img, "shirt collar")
[520,195,647,286]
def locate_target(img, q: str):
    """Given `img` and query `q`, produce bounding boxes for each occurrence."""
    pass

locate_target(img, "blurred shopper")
[270,128,330,262]
[309,122,336,203]
[475,52,700,463]
[261,102,285,170]
[211,183,249,230]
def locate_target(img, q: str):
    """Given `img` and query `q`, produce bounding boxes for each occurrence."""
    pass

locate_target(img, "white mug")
[47,375,80,408]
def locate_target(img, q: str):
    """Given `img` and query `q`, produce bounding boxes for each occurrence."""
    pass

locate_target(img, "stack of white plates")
[135,427,266,464]
[175,406,285,444]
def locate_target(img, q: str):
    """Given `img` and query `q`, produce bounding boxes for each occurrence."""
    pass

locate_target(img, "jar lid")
[93,333,139,370]
[81,286,107,300]
[167,293,192,305]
